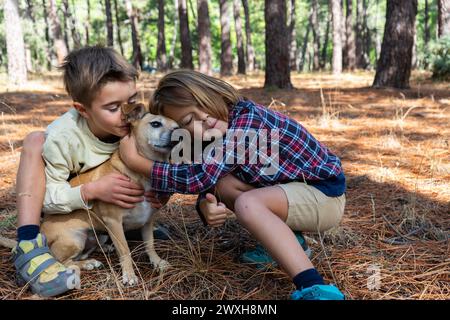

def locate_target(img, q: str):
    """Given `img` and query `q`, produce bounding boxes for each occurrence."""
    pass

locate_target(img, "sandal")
[12,233,80,297]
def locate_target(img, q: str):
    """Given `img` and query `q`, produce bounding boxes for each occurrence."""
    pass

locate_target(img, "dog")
[1,103,179,287]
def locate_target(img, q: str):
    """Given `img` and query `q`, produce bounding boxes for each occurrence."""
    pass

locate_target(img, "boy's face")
[75,81,137,141]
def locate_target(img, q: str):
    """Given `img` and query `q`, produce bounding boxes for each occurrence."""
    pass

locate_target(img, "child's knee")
[234,192,258,222]
[22,131,45,155]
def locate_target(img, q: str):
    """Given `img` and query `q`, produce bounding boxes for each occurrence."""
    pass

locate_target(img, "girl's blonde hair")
[150,70,241,121]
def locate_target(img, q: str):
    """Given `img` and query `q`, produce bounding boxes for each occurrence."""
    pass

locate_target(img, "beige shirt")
[42,108,119,214]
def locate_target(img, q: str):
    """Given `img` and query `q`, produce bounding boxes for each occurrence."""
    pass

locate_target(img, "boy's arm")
[42,135,92,214]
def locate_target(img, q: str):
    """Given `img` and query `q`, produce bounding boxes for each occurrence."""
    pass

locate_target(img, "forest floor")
[0,71,448,300]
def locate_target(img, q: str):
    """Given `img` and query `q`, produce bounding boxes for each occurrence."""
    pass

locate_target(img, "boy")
[13,46,168,297]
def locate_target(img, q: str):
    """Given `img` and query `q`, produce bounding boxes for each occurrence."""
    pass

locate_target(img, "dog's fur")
[0,103,179,286]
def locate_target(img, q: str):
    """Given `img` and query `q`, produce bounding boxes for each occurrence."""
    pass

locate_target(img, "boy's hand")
[144,190,171,209]
[81,173,144,209]
[199,193,228,227]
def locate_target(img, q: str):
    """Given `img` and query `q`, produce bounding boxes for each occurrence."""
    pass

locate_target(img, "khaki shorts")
[278,182,345,233]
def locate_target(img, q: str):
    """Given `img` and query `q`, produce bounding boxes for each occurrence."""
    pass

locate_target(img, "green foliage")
[428,36,450,81]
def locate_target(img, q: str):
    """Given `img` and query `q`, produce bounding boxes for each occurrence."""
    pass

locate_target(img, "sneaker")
[291,284,345,300]
[241,231,312,269]
[12,233,80,297]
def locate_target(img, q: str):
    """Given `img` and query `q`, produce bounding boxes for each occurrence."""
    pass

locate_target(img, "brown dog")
[38,103,179,286]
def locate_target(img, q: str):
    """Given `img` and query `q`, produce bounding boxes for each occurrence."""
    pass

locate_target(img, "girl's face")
[162,104,228,141]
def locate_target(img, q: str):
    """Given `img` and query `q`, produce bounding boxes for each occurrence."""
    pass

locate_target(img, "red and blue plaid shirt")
[150,99,345,198]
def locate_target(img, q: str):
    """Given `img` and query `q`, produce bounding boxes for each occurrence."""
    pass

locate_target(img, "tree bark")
[264,0,292,89]
[424,0,430,46]
[288,0,297,71]
[438,0,450,37]
[178,0,194,69]
[157,0,167,71]
[219,0,233,76]
[242,0,255,72]
[234,0,246,74]
[114,0,124,55]
[321,10,330,69]
[85,0,90,45]
[4,0,27,86]
[48,0,68,66]
[311,0,321,71]
[168,0,179,69]
[105,0,114,46]
[124,0,143,69]
[330,0,343,74]
[373,0,417,89]
[299,13,312,72]
[197,0,212,75]
[63,0,82,49]
[343,0,356,70]
[42,0,53,70]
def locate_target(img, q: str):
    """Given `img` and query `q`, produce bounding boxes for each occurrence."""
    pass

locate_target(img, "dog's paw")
[81,259,104,271]
[99,244,115,253]
[122,272,139,286]
[153,259,170,272]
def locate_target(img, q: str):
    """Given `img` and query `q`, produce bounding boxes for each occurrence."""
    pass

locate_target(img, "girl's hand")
[199,193,228,227]
[120,134,153,175]
[144,190,171,209]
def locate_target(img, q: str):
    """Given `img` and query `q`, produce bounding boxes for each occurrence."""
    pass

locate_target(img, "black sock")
[17,225,40,242]
[293,268,325,290]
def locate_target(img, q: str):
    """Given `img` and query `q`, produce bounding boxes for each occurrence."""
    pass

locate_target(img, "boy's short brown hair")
[60,46,138,107]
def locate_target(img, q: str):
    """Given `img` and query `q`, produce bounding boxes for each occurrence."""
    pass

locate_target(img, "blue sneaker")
[241,231,312,269]
[291,284,345,300]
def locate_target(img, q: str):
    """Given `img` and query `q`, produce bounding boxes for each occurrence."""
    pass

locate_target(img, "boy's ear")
[122,103,147,123]
[73,102,89,119]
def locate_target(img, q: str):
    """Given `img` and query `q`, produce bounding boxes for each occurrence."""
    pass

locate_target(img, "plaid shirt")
[150,99,345,197]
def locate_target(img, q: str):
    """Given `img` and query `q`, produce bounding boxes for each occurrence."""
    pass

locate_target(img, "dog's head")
[122,103,179,158]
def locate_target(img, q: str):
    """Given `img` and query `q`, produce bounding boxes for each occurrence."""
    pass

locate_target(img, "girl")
[120,70,346,300]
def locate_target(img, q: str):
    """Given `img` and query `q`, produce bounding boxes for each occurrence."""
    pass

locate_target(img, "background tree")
[114,0,124,55]
[157,0,167,71]
[105,0,114,47]
[178,0,194,69]
[234,0,246,74]
[219,0,233,76]
[124,0,143,69]
[242,0,255,72]
[264,0,292,89]
[48,0,68,65]
[344,0,356,70]
[373,0,418,89]
[197,0,212,75]
[311,0,321,71]
[288,0,297,71]
[330,0,343,74]
[4,0,27,86]
[438,0,450,37]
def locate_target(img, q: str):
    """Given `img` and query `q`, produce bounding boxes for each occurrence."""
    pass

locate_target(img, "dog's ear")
[122,103,146,123]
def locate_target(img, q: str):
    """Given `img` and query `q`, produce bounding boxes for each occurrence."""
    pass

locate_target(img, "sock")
[17,225,40,242]
[293,268,325,290]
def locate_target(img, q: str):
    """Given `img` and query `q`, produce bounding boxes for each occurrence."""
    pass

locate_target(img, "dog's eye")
[150,121,162,128]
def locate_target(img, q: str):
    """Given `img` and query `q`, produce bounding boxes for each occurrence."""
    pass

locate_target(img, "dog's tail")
[0,236,17,249]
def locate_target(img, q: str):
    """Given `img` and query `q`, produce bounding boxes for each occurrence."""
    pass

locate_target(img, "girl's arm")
[119,134,154,175]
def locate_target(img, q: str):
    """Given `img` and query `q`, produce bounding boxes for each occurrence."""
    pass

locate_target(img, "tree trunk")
[234,0,246,74]
[299,14,312,72]
[264,0,292,89]
[168,0,179,69]
[42,0,53,70]
[62,2,70,52]
[242,0,255,72]
[343,0,356,70]
[105,0,114,46]
[63,0,82,49]
[113,0,124,55]
[125,0,143,69]
[288,0,297,71]
[373,0,417,89]
[219,0,233,76]
[330,0,343,74]
[85,0,90,45]
[157,0,167,71]
[438,0,450,37]
[48,0,68,65]
[197,0,212,75]
[178,0,194,69]
[424,0,430,46]
[311,0,320,70]
[4,0,27,86]
[321,10,330,69]
[25,0,36,23]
